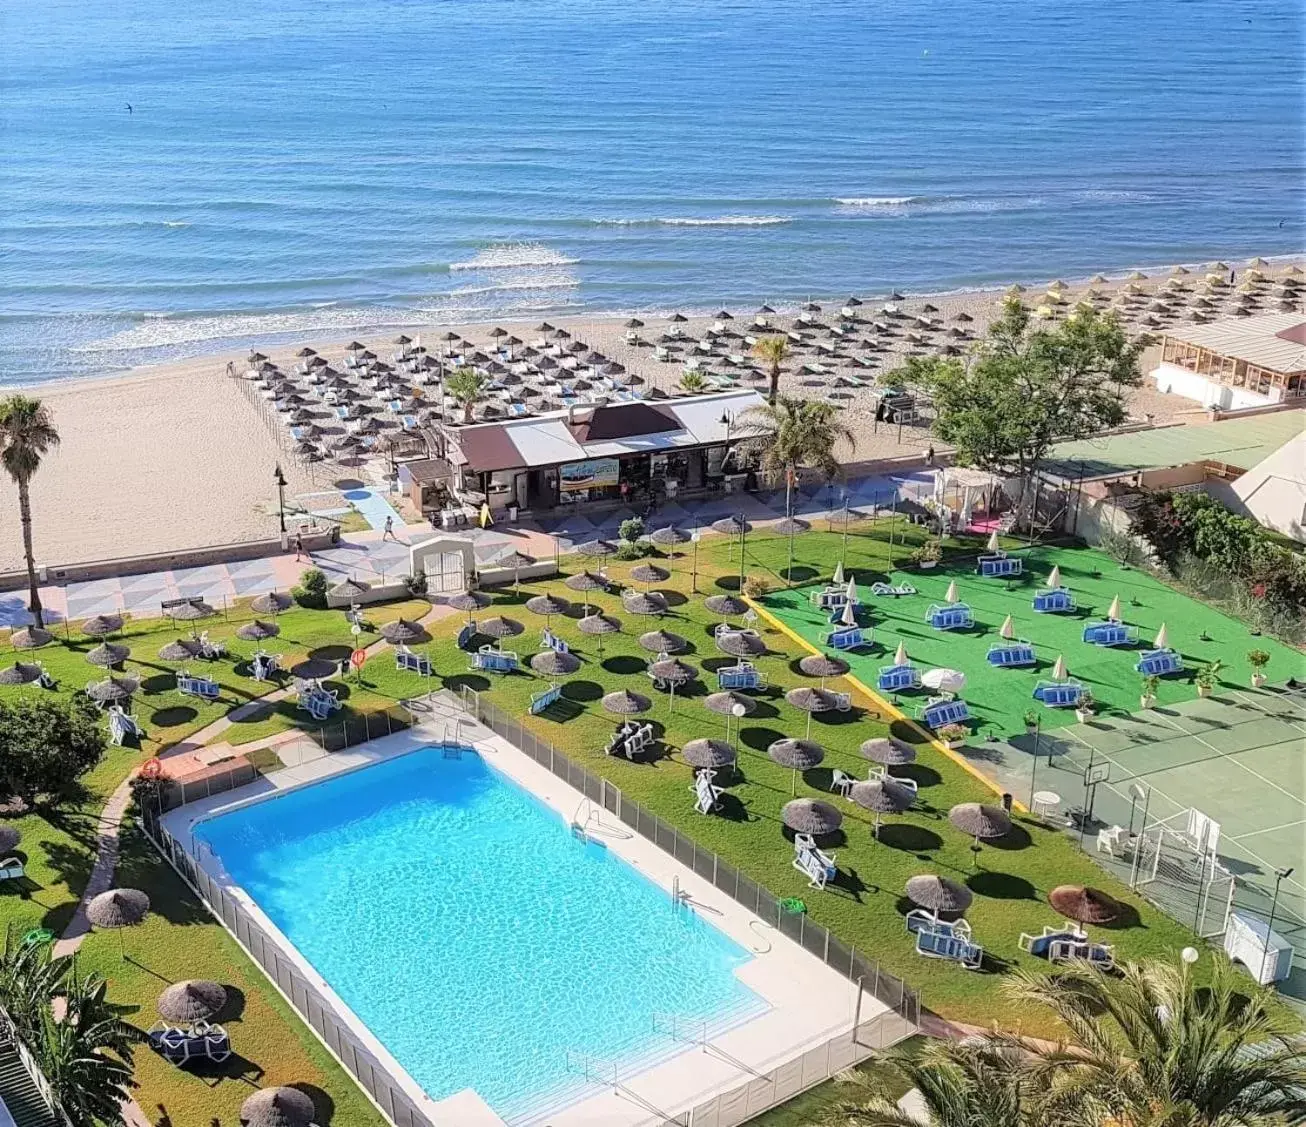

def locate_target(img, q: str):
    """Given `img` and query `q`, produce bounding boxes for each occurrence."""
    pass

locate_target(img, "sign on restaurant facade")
[559,458,620,491]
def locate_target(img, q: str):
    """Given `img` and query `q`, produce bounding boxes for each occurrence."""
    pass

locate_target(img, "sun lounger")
[396,646,432,676]
[869,582,916,597]
[1018,924,1084,959]
[692,769,725,815]
[717,662,765,690]
[106,705,144,747]
[0,858,26,883]
[471,646,519,674]
[926,603,972,630]
[1033,679,1085,707]
[296,680,340,721]
[987,642,1036,667]
[868,765,918,795]
[250,650,280,682]
[977,554,1022,578]
[877,663,921,692]
[714,624,763,653]
[823,626,867,651]
[915,924,983,968]
[147,1021,232,1067]
[792,834,838,890]
[1082,621,1138,647]
[1032,587,1075,613]
[539,628,570,655]
[606,720,654,760]
[530,683,562,715]
[810,587,848,610]
[177,671,220,700]
[193,631,225,660]
[1135,648,1183,676]
[456,621,478,651]
[918,697,970,728]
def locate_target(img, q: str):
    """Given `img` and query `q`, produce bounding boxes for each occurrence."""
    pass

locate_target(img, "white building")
[1151,314,1306,410]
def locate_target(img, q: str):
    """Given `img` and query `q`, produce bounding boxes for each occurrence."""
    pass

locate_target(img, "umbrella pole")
[805,711,813,740]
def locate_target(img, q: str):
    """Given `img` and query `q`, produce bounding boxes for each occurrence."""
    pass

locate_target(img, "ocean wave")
[593,215,791,227]
[449,243,580,270]
[449,277,581,297]
[833,194,1045,215]
[833,197,923,207]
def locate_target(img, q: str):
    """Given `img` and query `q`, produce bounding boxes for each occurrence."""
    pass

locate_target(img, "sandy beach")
[3,255,1301,574]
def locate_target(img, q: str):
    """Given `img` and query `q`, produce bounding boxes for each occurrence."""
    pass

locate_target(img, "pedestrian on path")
[294,531,305,561]
[926,445,935,467]
[383,515,396,541]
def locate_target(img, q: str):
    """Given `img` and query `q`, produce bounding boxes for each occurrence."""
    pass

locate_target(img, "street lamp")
[273,464,288,534]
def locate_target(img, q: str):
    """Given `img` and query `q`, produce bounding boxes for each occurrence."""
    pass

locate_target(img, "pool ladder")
[571,798,597,841]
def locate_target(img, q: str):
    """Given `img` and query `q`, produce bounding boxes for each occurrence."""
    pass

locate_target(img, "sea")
[1,0,1303,385]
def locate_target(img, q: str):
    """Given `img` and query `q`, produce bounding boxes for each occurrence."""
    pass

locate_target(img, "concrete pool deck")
[162,698,902,1127]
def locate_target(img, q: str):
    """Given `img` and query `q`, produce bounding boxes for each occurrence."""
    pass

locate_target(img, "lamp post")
[273,464,287,534]
[1262,866,1294,985]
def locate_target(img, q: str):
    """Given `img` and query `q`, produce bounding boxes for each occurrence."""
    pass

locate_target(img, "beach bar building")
[399,389,765,522]
[1152,313,1306,410]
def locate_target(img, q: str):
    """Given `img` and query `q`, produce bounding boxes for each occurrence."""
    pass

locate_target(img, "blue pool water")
[2,0,1303,383]
[196,748,763,1119]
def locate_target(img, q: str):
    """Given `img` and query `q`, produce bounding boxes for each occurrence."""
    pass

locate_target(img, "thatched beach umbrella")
[328,578,369,601]
[80,614,123,638]
[169,600,216,622]
[525,592,570,628]
[85,675,139,703]
[716,629,764,658]
[250,591,293,615]
[905,874,973,917]
[704,593,748,618]
[447,591,490,621]
[530,649,581,676]
[564,570,607,611]
[240,1086,317,1127]
[87,888,149,959]
[949,803,1011,865]
[799,653,847,683]
[1049,884,1121,927]
[494,550,535,590]
[705,690,756,716]
[0,662,42,686]
[649,525,689,547]
[602,688,650,715]
[850,778,914,837]
[628,563,670,586]
[85,642,130,668]
[9,627,54,650]
[768,738,824,795]
[712,515,751,536]
[861,736,917,770]
[378,618,427,645]
[577,612,620,656]
[772,516,809,536]
[576,539,617,559]
[786,685,842,738]
[478,615,522,639]
[157,980,227,1024]
[648,657,696,685]
[782,798,842,837]
[0,825,21,855]
[638,629,688,654]
[158,638,201,662]
[622,590,668,616]
[682,738,736,771]
[237,620,281,642]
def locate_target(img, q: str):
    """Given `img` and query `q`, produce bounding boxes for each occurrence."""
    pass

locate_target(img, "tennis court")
[996,686,1306,995]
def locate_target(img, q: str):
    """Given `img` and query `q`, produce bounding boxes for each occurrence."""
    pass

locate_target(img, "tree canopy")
[737,395,854,482]
[0,695,105,806]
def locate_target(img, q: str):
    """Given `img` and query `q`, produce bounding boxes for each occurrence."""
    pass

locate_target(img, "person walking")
[383,515,396,541]
[294,531,305,562]
[925,445,935,467]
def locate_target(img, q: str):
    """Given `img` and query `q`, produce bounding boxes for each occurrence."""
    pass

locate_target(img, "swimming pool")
[196,746,765,1121]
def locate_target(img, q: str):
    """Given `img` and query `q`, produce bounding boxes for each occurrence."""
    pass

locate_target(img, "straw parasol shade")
[850,779,914,836]
[85,642,130,668]
[236,620,281,642]
[1049,884,1121,926]
[712,515,751,536]
[949,803,1012,864]
[530,649,581,676]
[682,738,736,770]
[649,525,689,547]
[576,539,617,559]
[768,738,824,795]
[240,1086,316,1127]
[716,630,764,657]
[328,579,369,601]
[564,570,608,593]
[168,600,216,622]
[799,654,848,680]
[80,614,123,638]
[379,618,427,645]
[648,657,696,684]
[157,980,227,1023]
[447,591,490,617]
[602,689,650,715]
[87,887,150,959]
[622,590,669,616]
[85,675,139,703]
[782,798,843,837]
[638,629,688,654]
[525,593,571,620]
[705,691,756,716]
[250,591,293,615]
[786,685,841,737]
[704,593,748,618]
[861,736,916,768]
[577,612,620,655]
[0,826,22,854]
[1051,654,1068,681]
[944,579,959,604]
[0,663,42,686]
[9,627,54,650]
[905,874,973,916]
[628,563,670,585]
[1153,622,1169,649]
[477,615,522,639]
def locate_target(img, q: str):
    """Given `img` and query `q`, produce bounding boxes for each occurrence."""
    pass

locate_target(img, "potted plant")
[912,539,942,570]
[1074,690,1096,723]
[1139,674,1159,710]
[937,722,968,749]
[1023,709,1039,735]
[1195,660,1223,698]
[1247,649,1270,688]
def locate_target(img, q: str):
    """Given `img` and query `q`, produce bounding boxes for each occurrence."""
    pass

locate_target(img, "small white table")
[1032,790,1062,819]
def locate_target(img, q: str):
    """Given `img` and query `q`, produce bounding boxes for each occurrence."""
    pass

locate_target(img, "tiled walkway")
[3,469,936,628]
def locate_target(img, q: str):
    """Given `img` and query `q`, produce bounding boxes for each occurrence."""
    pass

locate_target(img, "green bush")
[292,566,329,609]
[618,516,645,544]
[614,541,646,561]
[0,696,105,807]
[742,574,772,599]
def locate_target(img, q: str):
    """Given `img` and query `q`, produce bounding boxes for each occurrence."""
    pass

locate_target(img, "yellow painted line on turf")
[746,597,1026,813]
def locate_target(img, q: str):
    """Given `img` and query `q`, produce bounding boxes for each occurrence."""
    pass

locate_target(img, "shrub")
[1099,526,1146,568]
[1246,649,1270,672]
[292,566,328,609]
[405,570,427,597]
[912,539,942,565]
[0,697,105,807]
[618,516,645,544]
[937,723,968,744]
[742,574,772,599]
[614,541,646,561]
[1195,660,1224,690]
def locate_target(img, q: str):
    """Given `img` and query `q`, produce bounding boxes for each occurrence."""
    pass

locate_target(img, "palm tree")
[39,970,138,1127]
[1006,955,1306,1126]
[678,369,708,394]
[823,1039,1039,1127]
[0,395,60,628]
[445,365,489,423]
[752,334,791,403]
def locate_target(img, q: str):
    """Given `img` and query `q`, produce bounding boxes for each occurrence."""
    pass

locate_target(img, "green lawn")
[762,545,1305,739]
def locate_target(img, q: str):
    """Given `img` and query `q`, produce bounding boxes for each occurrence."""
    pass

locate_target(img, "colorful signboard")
[559,458,620,491]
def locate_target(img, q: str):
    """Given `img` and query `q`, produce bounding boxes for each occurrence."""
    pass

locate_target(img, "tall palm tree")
[823,1039,1039,1127]
[39,970,138,1127]
[0,395,60,628]
[1006,955,1306,1126]
[752,335,791,403]
[445,365,489,424]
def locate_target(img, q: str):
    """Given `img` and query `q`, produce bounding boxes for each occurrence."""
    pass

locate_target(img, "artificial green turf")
[762,545,1306,738]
